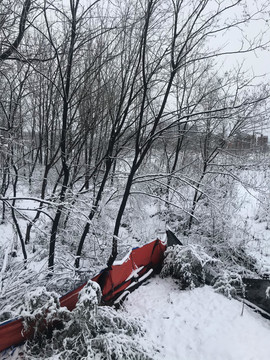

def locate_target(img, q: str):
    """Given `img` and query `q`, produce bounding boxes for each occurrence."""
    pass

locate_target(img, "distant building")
[257,135,268,151]
[226,133,268,153]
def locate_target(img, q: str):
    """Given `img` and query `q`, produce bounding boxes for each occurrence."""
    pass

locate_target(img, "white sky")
[59,0,270,79]
[209,0,270,82]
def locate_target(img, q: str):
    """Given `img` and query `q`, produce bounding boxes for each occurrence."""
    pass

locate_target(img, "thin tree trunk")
[48,0,78,270]
[11,165,27,262]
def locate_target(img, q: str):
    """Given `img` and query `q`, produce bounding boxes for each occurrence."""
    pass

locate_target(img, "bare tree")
[105,0,270,266]
[0,0,269,274]
[0,0,32,61]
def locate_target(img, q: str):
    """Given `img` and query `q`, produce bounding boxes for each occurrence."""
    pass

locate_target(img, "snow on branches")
[22,280,153,360]
[160,245,205,290]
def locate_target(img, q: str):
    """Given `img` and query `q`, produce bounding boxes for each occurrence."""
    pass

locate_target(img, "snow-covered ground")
[124,276,270,360]
[2,275,270,360]
[233,170,270,276]
[2,167,270,359]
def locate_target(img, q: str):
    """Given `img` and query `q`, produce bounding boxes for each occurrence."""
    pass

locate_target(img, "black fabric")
[96,269,110,292]
[166,230,183,247]
[243,278,270,314]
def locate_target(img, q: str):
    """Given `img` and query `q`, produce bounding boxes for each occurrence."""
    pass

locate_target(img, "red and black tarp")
[0,239,166,353]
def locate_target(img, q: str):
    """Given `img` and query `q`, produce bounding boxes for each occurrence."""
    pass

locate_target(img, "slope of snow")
[123,276,270,360]
[2,275,270,359]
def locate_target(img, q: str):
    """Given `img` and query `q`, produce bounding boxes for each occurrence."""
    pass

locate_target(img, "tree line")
[0,0,269,272]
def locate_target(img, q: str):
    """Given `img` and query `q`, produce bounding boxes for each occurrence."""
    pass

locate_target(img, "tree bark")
[0,0,31,61]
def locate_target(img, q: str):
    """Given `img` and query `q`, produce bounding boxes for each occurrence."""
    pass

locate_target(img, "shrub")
[212,271,245,299]
[23,280,154,360]
[160,245,205,289]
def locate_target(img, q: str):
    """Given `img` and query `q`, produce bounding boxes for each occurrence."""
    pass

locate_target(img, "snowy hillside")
[1,0,270,358]
[2,275,270,360]
[2,167,270,359]
[124,277,270,360]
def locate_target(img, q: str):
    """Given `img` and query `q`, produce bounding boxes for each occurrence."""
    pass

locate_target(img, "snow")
[114,250,132,265]
[123,276,270,360]
[4,275,270,359]
[234,170,270,276]
[2,169,270,359]
[2,264,270,359]
[126,266,144,281]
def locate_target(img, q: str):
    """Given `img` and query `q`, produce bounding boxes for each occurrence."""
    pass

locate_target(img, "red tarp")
[0,239,166,353]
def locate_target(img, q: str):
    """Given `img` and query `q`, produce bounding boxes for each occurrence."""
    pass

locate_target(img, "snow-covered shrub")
[24,280,153,360]
[72,306,153,360]
[208,239,258,276]
[185,223,258,277]
[0,308,15,323]
[160,245,205,289]
[19,286,70,326]
[19,285,71,355]
[213,271,245,299]
[74,278,102,313]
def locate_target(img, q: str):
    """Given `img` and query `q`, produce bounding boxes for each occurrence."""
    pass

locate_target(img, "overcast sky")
[210,0,270,82]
